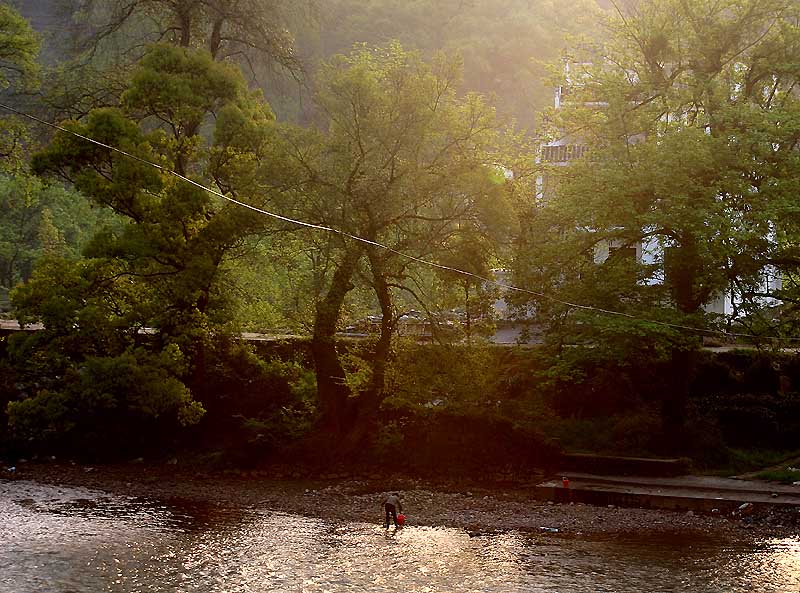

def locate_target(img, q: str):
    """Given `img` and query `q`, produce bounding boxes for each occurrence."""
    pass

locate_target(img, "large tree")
[73,0,304,65]
[8,43,288,453]
[33,0,309,121]
[276,43,512,439]
[22,44,280,384]
[514,0,800,432]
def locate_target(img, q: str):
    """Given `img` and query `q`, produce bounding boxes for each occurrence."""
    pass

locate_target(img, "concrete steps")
[535,473,800,514]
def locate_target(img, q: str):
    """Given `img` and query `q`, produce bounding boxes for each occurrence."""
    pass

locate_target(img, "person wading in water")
[382,492,403,528]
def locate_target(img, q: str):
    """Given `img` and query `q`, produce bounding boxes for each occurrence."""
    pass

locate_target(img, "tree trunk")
[175,0,193,47]
[670,233,702,314]
[464,281,472,344]
[337,247,395,452]
[367,248,393,400]
[208,17,223,59]
[663,233,702,446]
[311,247,361,434]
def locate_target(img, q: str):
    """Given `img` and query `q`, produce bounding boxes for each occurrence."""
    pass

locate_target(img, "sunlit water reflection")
[2,479,799,592]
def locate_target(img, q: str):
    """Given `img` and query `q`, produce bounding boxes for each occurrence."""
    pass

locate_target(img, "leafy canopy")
[516,0,800,347]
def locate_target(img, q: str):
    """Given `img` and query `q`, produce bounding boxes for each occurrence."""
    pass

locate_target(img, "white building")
[537,59,782,319]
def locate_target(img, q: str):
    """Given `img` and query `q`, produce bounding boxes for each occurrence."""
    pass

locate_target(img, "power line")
[1,101,794,343]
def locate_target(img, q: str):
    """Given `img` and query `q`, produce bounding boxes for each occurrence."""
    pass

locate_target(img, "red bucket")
[397,514,406,526]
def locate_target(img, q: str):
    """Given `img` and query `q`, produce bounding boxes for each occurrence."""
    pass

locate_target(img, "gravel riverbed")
[5,460,799,538]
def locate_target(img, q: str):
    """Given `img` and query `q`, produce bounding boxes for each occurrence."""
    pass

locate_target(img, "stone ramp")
[535,473,800,514]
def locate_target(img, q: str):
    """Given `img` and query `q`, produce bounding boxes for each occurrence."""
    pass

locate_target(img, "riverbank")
[6,460,799,538]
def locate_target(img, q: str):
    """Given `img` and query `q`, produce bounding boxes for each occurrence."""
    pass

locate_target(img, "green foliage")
[43,0,605,128]
[234,399,316,462]
[205,343,317,418]
[6,43,289,457]
[373,419,405,460]
[0,4,41,170]
[516,0,800,346]
[390,339,800,462]
[384,342,502,414]
[190,339,317,462]
[340,345,374,396]
[11,254,149,352]
[545,416,616,453]
[381,344,561,471]
[0,4,40,90]
[123,45,242,126]
[279,41,517,432]
[384,343,562,437]
[507,0,800,440]
[221,236,321,333]
[0,173,116,308]
[16,0,800,465]
[6,345,204,457]
[29,44,283,343]
[529,332,682,422]
[545,411,663,456]
[76,0,301,68]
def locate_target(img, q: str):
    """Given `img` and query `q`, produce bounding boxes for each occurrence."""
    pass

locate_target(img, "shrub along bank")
[2,330,799,474]
[379,343,800,472]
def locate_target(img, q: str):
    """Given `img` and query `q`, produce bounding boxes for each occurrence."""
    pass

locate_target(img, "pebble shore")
[7,461,799,538]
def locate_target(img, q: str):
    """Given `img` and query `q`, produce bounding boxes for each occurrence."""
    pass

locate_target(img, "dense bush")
[372,411,560,474]
[381,343,560,471]
[5,345,203,459]
[3,329,800,468]
[186,338,317,465]
[0,331,316,462]
[688,350,800,452]
[384,342,504,414]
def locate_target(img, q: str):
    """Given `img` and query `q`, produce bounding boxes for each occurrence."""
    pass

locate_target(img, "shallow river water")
[2,479,799,592]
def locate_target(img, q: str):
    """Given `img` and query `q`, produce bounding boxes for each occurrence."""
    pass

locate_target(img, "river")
[1,479,799,592]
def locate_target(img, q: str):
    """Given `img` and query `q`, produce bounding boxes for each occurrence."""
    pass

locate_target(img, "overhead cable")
[1,101,794,343]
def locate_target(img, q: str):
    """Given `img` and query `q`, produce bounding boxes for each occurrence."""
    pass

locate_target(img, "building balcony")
[540,144,589,163]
